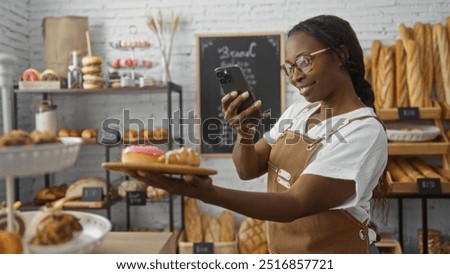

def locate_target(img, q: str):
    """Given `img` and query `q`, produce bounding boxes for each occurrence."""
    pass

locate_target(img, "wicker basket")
[178,230,238,254]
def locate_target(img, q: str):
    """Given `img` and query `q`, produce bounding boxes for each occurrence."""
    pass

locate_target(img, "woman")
[128,15,388,254]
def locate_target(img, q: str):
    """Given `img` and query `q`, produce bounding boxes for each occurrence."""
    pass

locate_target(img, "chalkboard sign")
[81,187,103,202]
[126,191,147,206]
[417,178,442,195]
[193,242,214,254]
[197,32,285,155]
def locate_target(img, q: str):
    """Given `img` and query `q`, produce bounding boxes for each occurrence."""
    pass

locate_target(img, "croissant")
[158,147,201,166]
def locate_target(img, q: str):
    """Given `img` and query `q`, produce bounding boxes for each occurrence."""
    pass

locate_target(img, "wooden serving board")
[102,162,217,176]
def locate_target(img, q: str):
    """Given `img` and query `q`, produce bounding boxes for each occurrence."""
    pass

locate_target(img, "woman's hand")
[125,171,213,199]
[221,91,270,140]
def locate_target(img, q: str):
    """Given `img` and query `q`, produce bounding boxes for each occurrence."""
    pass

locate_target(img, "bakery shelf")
[438,101,450,120]
[387,170,450,194]
[388,137,449,155]
[376,102,442,121]
[15,86,167,95]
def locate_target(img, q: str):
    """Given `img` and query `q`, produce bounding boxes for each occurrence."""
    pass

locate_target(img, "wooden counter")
[93,231,178,254]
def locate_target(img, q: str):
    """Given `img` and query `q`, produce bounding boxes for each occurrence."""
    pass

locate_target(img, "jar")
[35,100,57,134]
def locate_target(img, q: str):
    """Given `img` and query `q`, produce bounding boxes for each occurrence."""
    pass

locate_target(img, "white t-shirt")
[264,101,387,240]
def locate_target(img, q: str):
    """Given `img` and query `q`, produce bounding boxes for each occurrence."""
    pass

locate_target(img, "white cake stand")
[0,53,82,233]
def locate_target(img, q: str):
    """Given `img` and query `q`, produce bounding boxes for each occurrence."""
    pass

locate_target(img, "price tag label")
[398,107,420,120]
[417,178,442,195]
[193,242,214,254]
[81,187,103,201]
[126,191,147,206]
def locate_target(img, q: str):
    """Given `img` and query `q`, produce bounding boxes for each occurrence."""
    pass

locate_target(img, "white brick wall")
[1,0,450,252]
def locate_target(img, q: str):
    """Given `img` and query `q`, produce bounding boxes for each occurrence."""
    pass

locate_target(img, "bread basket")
[386,123,441,142]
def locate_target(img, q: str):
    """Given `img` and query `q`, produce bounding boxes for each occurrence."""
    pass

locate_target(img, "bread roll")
[432,23,446,102]
[58,129,70,137]
[184,198,203,242]
[395,40,409,107]
[65,177,106,201]
[0,231,23,254]
[201,213,221,242]
[238,217,268,254]
[395,157,424,181]
[410,157,446,182]
[81,128,98,139]
[404,40,426,107]
[435,23,450,105]
[219,210,235,242]
[118,180,147,198]
[146,186,168,201]
[69,129,80,137]
[388,159,413,183]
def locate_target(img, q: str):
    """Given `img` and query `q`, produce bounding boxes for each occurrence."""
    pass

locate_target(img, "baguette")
[388,159,413,183]
[378,46,395,109]
[371,40,382,109]
[219,210,235,242]
[410,157,446,182]
[201,213,221,242]
[435,23,450,105]
[404,40,426,107]
[395,40,409,107]
[184,198,203,242]
[395,157,424,181]
[423,23,434,106]
[399,23,414,46]
[432,23,446,102]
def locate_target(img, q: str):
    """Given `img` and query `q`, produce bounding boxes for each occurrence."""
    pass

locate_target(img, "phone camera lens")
[220,79,225,83]
[216,71,223,77]
[224,74,230,80]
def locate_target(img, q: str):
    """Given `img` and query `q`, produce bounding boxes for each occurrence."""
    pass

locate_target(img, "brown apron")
[266,105,378,254]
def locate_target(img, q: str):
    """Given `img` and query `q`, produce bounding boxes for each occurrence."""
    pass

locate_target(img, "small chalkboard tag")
[126,191,147,206]
[417,178,442,195]
[81,187,103,201]
[193,242,214,254]
[398,107,420,120]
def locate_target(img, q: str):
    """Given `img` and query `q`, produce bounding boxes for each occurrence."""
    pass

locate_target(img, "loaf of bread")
[238,217,268,254]
[395,157,424,181]
[388,159,413,183]
[399,23,414,45]
[395,40,409,107]
[118,180,147,198]
[404,40,426,107]
[201,213,221,242]
[146,186,168,201]
[370,40,382,108]
[435,23,450,105]
[65,177,106,201]
[423,23,434,107]
[410,158,446,182]
[219,210,235,242]
[378,46,395,109]
[35,184,68,202]
[0,231,23,254]
[81,128,98,139]
[184,198,203,242]
[433,23,446,102]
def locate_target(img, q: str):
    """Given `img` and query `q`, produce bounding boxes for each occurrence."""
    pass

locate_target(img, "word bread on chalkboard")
[197,32,285,155]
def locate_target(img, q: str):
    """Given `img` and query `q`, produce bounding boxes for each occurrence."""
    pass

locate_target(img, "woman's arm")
[127,171,355,222]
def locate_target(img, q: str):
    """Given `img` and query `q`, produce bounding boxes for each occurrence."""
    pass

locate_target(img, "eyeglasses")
[280,48,330,77]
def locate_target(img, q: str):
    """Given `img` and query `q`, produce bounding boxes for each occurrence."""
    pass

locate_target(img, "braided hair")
[288,15,375,109]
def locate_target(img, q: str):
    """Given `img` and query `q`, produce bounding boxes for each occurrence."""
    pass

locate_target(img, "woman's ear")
[338,45,349,63]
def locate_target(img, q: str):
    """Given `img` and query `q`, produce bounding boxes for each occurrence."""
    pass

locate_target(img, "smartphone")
[214,65,262,120]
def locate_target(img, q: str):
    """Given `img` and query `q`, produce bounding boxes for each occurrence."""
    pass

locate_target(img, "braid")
[288,15,376,110]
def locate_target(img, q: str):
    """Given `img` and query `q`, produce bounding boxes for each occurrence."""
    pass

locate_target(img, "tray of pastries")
[102,146,217,176]
[0,130,82,177]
